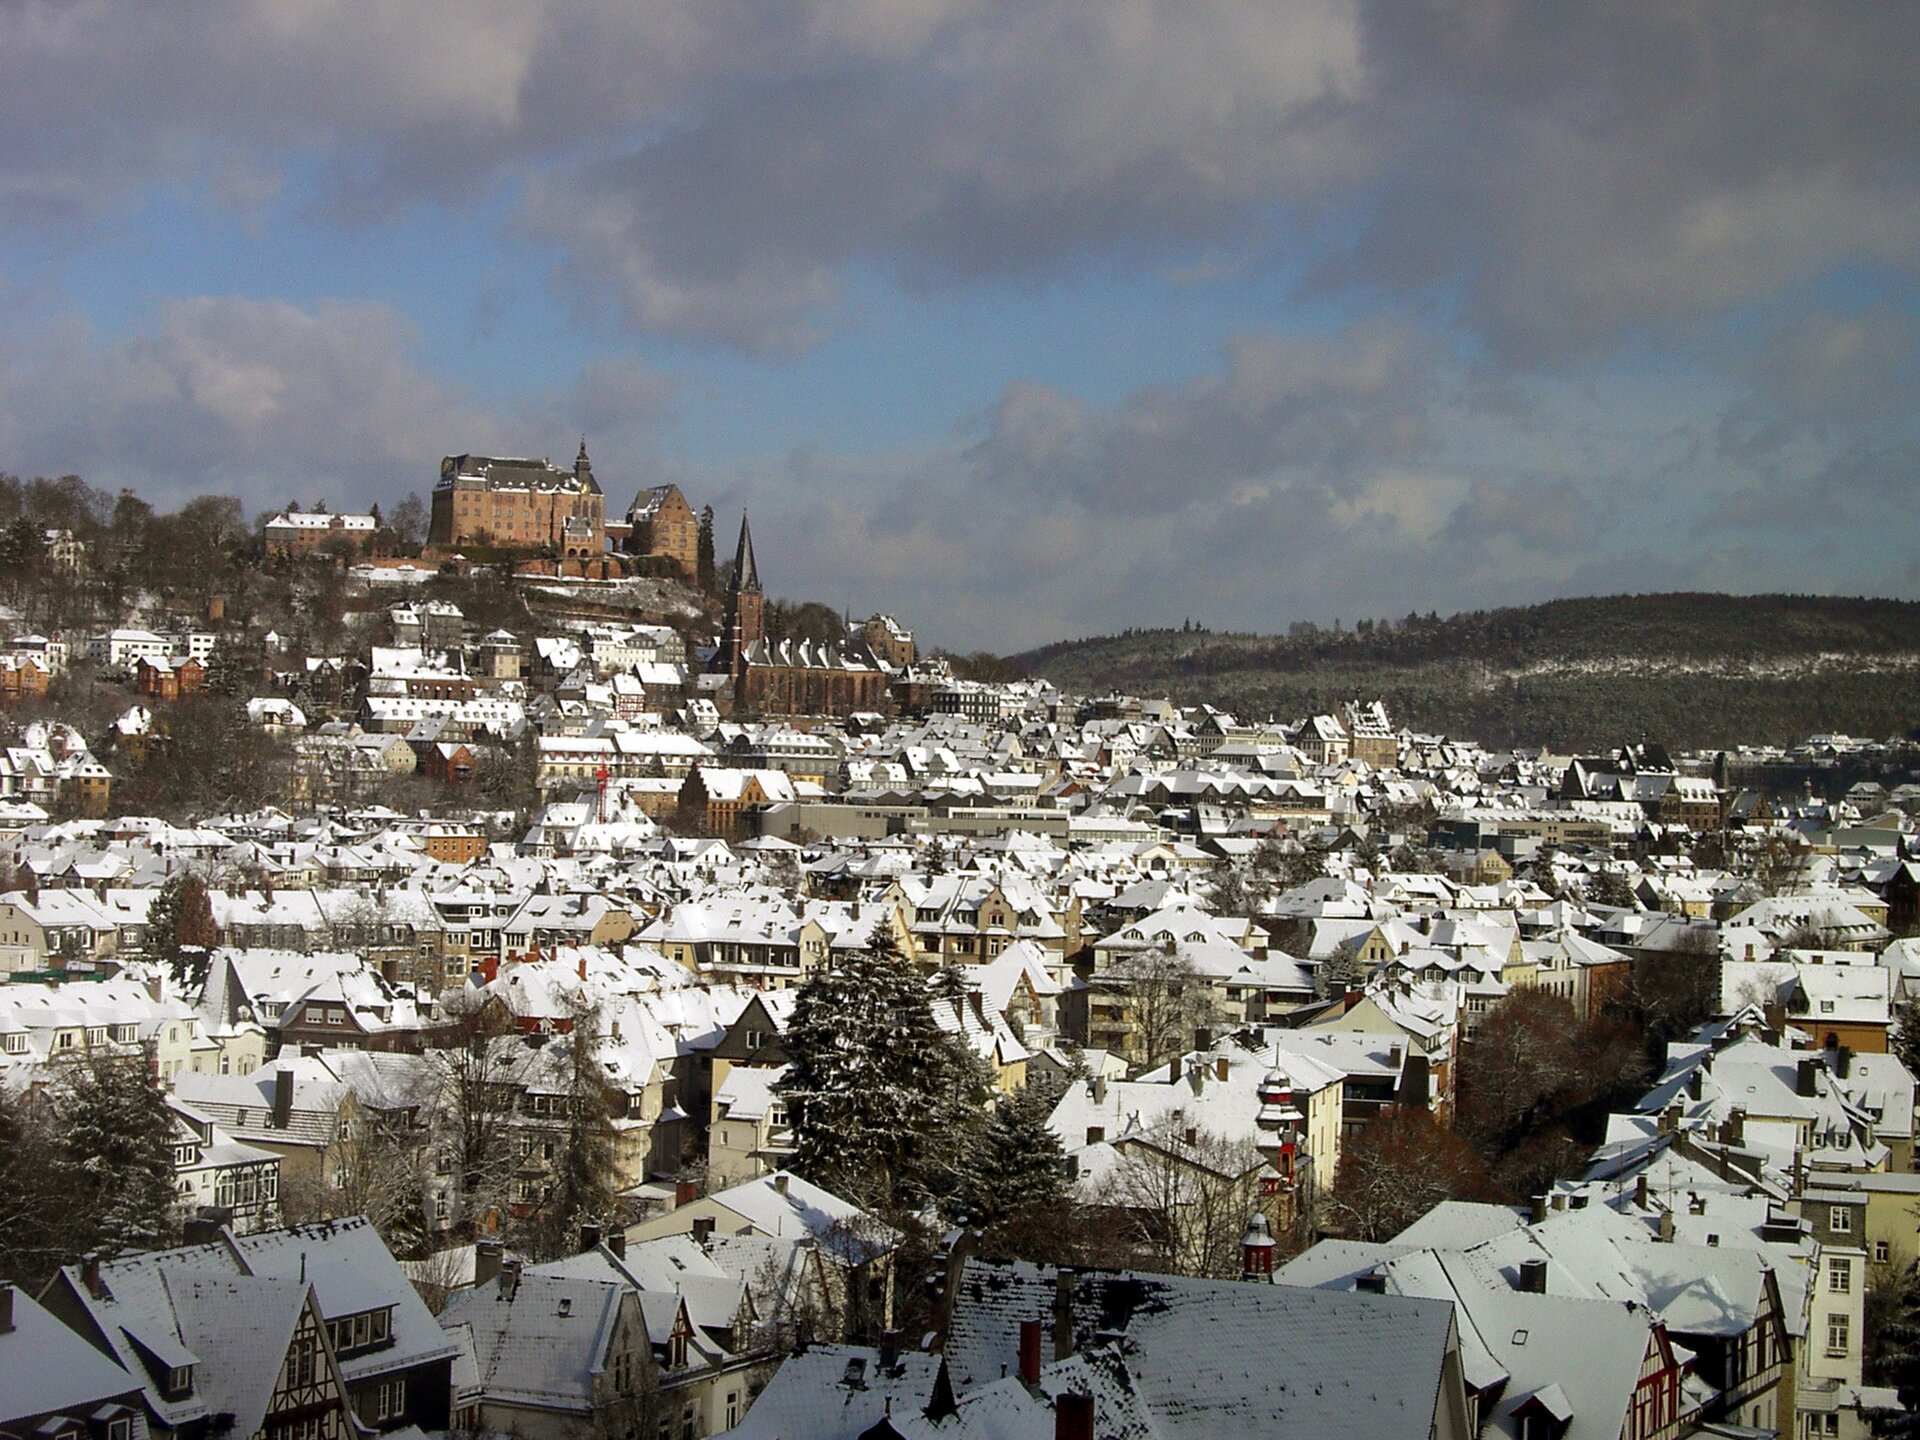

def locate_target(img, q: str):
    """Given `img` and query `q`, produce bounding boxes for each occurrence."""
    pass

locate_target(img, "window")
[1827,1313,1851,1358]
[1,1033,25,1053]
[1830,1206,1853,1234]
[1876,1241,1891,1263]
[1830,1258,1852,1294]
[108,1418,131,1440]
[375,1377,407,1419]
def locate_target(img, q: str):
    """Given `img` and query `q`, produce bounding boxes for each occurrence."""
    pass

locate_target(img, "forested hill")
[1009,594,1920,751]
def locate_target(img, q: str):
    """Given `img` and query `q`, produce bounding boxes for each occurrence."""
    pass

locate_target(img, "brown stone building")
[134,655,207,700]
[625,483,699,578]
[429,443,606,558]
[858,613,916,669]
[0,655,49,706]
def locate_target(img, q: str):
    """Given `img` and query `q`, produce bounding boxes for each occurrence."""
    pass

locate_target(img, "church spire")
[731,511,762,594]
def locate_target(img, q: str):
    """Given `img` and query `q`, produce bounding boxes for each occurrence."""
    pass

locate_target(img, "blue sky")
[1,2,1917,650]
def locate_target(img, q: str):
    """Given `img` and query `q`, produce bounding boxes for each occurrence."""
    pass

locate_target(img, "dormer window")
[165,1365,194,1399]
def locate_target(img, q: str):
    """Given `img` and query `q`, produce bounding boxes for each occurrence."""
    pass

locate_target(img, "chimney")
[1529,1194,1548,1224]
[1551,1193,1567,1212]
[1687,1070,1702,1100]
[773,1173,790,1196]
[675,1179,699,1208]
[1797,1058,1821,1097]
[1836,1046,1853,1080]
[1194,1026,1212,1054]
[1215,1056,1229,1082]
[1018,1319,1043,1385]
[578,956,587,980]
[579,1222,601,1253]
[1728,1107,1746,1145]
[607,1230,627,1260]
[1657,1210,1674,1243]
[1091,1077,1108,1105]
[0,1283,11,1335]
[1635,1174,1649,1209]
[1388,1042,1404,1068]
[1517,1258,1548,1293]
[1055,1393,1094,1440]
[272,1067,294,1129]
[1188,1065,1206,1097]
[500,1258,521,1300]
[692,1217,716,1248]
[474,1239,503,1287]
[81,1253,103,1298]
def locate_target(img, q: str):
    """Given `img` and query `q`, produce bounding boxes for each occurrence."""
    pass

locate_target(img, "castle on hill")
[427,441,698,580]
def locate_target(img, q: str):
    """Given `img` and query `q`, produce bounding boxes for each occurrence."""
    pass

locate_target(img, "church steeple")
[731,511,761,595]
[719,510,766,686]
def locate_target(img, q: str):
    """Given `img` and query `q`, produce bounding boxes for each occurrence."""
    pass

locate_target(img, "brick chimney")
[1055,1393,1094,1440]
[607,1230,627,1259]
[1018,1319,1042,1385]
[474,1239,503,1287]
[0,1282,13,1334]
[81,1253,103,1298]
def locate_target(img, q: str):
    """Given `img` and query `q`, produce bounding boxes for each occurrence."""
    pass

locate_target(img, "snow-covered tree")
[947,1086,1066,1232]
[778,925,990,1211]
[53,1049,179,1258]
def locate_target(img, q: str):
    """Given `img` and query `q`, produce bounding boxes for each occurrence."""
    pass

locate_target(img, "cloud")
[5,3,1917,360]
[1334,2,1920,362]
[968,320,1438,513]
[0,297,672,512]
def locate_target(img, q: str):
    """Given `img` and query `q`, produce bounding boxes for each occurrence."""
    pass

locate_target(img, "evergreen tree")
[696,506,716,593]
[947,1086,1066,1232]
[1895,998,1920,1081]
[54,1050,179,1258]
[778,926,989,1211]
[144,872,186,972]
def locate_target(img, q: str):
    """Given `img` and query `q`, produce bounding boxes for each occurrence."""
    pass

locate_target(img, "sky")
[1,2,1917,652]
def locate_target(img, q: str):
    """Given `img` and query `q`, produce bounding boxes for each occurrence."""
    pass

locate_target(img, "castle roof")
[438,453,602,497]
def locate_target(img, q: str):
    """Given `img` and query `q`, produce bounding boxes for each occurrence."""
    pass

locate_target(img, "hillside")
[1010,594,1920,751]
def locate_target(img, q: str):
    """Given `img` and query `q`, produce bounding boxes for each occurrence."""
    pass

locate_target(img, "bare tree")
[431,992,530,1238]
[1099,1116,1268,1279]
[1749,830,1811,898]
[1102,941,1220,1070]
[1329,1106,1491,1242]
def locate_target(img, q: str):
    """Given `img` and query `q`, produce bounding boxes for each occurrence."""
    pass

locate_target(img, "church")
[714,515,889,718]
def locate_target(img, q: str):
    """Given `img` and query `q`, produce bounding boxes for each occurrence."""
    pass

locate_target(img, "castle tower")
[720,511,765,684]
